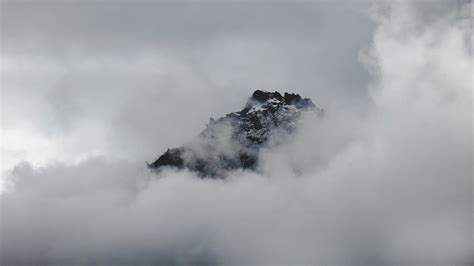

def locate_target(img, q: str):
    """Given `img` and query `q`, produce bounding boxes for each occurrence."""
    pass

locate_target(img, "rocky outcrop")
[148,90,322,177]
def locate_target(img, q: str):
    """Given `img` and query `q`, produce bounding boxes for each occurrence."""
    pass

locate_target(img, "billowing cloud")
[0,1,374,173]
[1,1,472,265]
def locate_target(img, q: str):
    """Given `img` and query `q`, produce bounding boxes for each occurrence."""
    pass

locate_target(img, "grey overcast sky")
[1,1,467,169]
[1,1,376,170]
[0,1,472,265]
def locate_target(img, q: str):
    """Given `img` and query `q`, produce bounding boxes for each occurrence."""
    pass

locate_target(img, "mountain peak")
[250,90,315,108]
[251,90,284,102]
[149,90,322,177]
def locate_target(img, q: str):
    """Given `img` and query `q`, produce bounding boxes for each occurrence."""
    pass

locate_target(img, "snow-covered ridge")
[149,90,322,177]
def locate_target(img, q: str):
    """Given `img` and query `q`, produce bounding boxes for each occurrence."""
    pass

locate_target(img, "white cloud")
[1,1,472,265]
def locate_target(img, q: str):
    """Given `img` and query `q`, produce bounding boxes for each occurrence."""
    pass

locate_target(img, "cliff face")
[149,90,323,177]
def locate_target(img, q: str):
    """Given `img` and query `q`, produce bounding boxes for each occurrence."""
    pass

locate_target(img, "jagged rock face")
[149,90,323,177]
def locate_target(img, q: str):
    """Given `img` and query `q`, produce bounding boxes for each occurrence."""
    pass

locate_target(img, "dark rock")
[148,148,184,169]
[252,90,284,103]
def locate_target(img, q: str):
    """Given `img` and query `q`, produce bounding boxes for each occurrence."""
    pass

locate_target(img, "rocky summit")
[148,90,323,177]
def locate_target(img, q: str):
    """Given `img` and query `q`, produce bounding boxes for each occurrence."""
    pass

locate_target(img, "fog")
[1,1,472,265]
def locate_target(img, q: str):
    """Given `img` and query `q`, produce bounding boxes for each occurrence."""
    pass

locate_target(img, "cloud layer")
[0,1,374,173]
[1,1,472,265]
